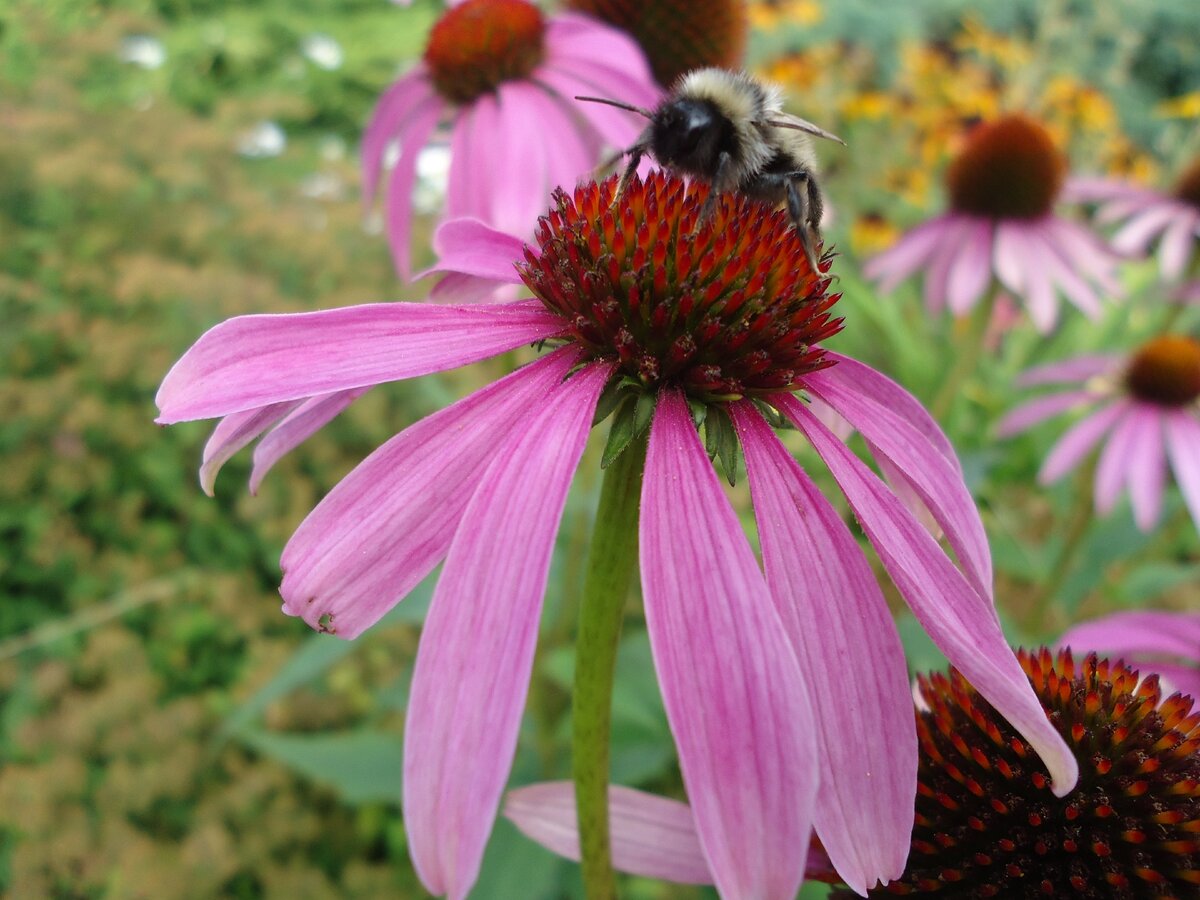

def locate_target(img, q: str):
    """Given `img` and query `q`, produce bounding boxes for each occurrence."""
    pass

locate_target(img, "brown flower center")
[1173,157,1200,210]
[1125,335,1200,407]
[564,0,747,86]
[945,115,1066,220]
[423,0,545,105]
[518,171,842,401]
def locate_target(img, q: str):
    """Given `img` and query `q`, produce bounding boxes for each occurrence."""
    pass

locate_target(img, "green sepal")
[601,398,638,468]
[633,391,656,437]
[753,398,795,431]
[592,377,626,426]
[704,405,741,486]
[688,398,707,429]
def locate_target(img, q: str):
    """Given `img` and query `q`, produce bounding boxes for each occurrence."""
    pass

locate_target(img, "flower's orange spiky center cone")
[424,0,545,105]
[564,0,747,86]
[1126,335,1200,407]
[518,172,842,401]
[1173,157,1200,210]
[853,648,1200,898]
[946,116,1067,220]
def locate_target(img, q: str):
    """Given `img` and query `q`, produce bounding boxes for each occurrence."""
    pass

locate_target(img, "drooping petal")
[946,218,994,315]
[1093,405,1140,515]
[1122,406,1166,530]
[534,62,648,151]
[641,390,818,900]
[863,217,950,295]
[1016,355,1120,387]
[446,93,496,223]
[1039,220,1104,318]
[279,350,579,639]
[821,353,960,471]
[1159,210,1199,280]
[545,14,657,89]
[199,401,297,496]
[995,390,1097,438]
[1038,400,1128,484]
[384,95,444,279]
[993,221,1027,298]
[779,393,1079,798]
[403,361,608,900]
[1165,410,1200,530]
[804,366,993,600]
[732,402,916,895]
[1112,203,1180,256]
[156,299,564,423]
[503,782,840,888]
[922,216,971,313]
[249,387,368,494]
[362,66,438,205]
[1046,218,1122,294]
[427,271,516,305]
[422,217,527,285]
[505,782,712,885]
[1010,226,1059,332]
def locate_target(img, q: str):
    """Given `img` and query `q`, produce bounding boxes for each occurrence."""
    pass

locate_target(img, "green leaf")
[472,817,567,900]
[591,377,625,426]
[238,729,401,804]
[601,398,638,468]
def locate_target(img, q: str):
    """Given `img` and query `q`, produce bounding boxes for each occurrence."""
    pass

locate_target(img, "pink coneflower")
[158,172,1076,898]
[997,335,1200,532]
[363,0,659,278]
[1067,157,1200,282]
[865,115,1121,332]
[1061,610,1200,701]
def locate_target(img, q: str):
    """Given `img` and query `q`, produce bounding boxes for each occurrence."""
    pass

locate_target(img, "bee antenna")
[574,95,653,118]
[768,118,847,146]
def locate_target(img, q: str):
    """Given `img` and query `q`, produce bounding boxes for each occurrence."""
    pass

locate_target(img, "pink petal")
[199,401,297,496]
[1011,226,1059,332]
[641,390,818,900]
[1159,210,1199,280]
[384,95,444,279]
[992,221,1026,297]
[805,366,993,600]
[446,94,496,222]
[503,782,839,888]
[1093,405,1139,515]
[863,217,950,295]
[1039,401,1128,484]
[403,361,608,900]
[155,299,564,423]
[505,783,712,885]
[1060,611,1200,667]
[361,66,437,205]
[946,218,995,315]
[875,451,942,539]
[545,14,657,88]
[427,271,516,305]
[420,217,527,285]
[1061,176,1150,204]
[1039,221,1104,318]
[1046,218,1122,294]
[1016,355,1121,388]
[279,350,579,639]
[995,390,1097,438]
[249,387,368,494]
[732,403,916,894]
[923,216,972,313]
[1112,202,1180,256]
[1122,406,1166,531]
[1165,411,1200,531]
[779,393,1079,798]
[822,353,960,472]
[534,63,648,151]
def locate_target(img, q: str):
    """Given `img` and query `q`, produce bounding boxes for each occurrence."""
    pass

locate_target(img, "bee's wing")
[766,113,846,146]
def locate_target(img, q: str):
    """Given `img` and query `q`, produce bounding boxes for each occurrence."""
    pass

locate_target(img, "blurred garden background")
[2,0,1198,897]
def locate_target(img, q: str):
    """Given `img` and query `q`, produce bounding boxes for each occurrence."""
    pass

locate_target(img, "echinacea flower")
[508,648,1199,897]
[997,334,1200,532]
[1061,610,1200,701]
[865,115,1121,332]
[158,171,1076,898]
[1067,156,1200,282]
[363,0,659,278]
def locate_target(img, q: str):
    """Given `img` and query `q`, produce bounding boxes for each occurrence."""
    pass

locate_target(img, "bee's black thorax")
[649,98,739,177]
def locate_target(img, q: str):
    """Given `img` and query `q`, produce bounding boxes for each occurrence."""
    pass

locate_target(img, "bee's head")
[651,98,725,172]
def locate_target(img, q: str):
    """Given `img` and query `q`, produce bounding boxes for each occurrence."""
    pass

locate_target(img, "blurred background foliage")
[1,0,1197,897]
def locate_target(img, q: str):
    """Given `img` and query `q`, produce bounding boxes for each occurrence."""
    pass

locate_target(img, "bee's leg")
[612,130,652,205]
[783,171,823,274]
[695,151,735,230]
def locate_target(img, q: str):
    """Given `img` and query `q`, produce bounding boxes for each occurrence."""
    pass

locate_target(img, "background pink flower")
[998,335,1200,532]
[363,0,659,278]
[865,115,1121,332]
[1060,611,1200,700]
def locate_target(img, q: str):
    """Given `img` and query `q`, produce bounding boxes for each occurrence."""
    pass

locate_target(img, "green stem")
[572,435,647,900]
[1031,461,1096,619]
[931,291,997,421]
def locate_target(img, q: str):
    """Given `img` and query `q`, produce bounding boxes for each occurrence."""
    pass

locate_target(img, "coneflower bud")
[1125,335,1200,408]
[946,116,1067,220]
